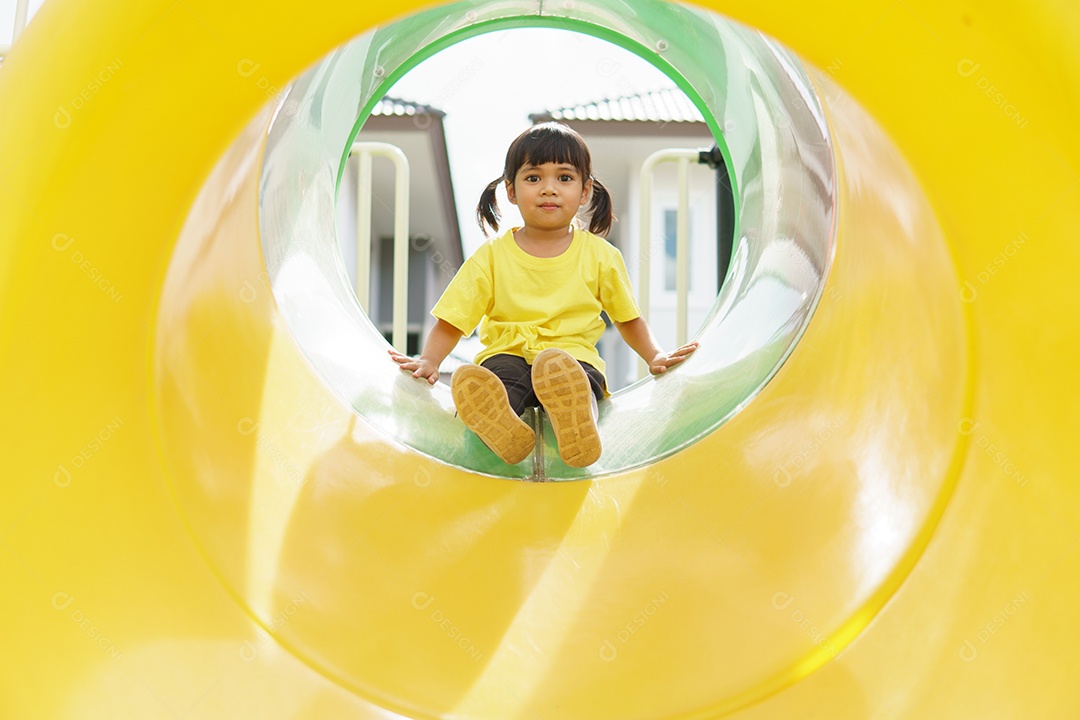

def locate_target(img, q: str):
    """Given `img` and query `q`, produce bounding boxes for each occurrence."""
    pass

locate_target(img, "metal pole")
[676,156,691,347]
[355,151,372,313]
[13,0,30,42]
[389,147,410,354]
[350,142,411,353]
[0,0,30,58]
[699,145,735,294]
[637,148,701,378]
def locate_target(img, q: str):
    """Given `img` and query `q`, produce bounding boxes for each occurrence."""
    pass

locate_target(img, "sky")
[386,28,677,253]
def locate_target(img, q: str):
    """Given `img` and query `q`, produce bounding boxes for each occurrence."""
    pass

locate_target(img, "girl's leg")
[480,354,602,412]
[480,354,537,416]
[578,362,606,402]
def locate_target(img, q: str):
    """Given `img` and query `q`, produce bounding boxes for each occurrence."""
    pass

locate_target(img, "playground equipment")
[1,0,1077,718]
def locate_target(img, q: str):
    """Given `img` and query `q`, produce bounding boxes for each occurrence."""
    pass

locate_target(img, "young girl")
[390,122,698,467]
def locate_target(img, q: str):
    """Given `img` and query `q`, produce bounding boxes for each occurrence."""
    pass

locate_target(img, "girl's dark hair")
[476,122,615,237]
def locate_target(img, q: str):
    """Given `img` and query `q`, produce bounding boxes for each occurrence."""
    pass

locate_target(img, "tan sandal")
[451,364,535,465]
[531,348,602,467]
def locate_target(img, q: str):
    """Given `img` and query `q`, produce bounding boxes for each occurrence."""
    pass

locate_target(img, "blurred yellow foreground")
[1,1,1078,718]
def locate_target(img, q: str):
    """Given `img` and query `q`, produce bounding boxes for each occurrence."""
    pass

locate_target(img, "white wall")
[585,131,722,391]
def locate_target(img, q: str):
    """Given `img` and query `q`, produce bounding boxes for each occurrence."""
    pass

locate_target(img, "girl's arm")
[614,316,699,375]
[388,318,463,384]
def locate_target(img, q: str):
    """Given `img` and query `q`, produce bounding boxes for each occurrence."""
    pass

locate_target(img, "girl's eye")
[560,175,574,182]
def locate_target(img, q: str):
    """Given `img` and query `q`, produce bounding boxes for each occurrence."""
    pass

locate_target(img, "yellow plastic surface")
[0,2,1077,720]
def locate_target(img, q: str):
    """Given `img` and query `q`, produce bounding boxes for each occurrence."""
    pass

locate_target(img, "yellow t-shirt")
[432,227,640,379]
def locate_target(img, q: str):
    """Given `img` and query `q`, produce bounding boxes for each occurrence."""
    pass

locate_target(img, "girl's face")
[507,162,591,234]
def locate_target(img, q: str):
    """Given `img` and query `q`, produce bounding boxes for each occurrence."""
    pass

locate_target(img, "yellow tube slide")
[1,1,1077,719]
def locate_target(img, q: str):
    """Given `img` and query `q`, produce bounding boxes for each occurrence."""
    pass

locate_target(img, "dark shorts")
[481,353,605,416]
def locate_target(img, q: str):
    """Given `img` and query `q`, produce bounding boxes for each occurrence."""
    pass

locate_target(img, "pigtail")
[476,177,504,234]
[586,177,615,237]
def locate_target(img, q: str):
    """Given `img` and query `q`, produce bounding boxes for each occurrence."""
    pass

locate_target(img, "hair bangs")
[504,122,593,179]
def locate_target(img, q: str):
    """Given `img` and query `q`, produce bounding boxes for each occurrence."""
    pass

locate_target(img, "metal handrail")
[349,141,410,353]
[638,148,699,377]
[13,0,29,42]
[1,0,31,59]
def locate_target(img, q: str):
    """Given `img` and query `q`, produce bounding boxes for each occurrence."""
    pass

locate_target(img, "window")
[663,208,692,291]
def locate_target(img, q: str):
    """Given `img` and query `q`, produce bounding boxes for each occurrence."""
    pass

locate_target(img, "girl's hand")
[389,349,440,385]
[649,341,699,375]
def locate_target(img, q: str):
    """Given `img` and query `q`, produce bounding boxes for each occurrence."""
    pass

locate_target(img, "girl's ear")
[580,177,593,206]
[505,179,517,205]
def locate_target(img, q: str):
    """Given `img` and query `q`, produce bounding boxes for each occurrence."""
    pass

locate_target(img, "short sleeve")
[599,246,641,323]
[431,243,494,336]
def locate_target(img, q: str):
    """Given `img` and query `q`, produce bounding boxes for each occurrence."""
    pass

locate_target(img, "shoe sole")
[452,364,535,465]
[531,349,601,468]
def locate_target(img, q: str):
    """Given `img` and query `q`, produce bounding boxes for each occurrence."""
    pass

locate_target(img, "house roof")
[370,96,447,120]
[529,88,705,125]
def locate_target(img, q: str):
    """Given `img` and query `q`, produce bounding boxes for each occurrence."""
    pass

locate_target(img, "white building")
[336,97,464,357]
[339,90,733,391]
